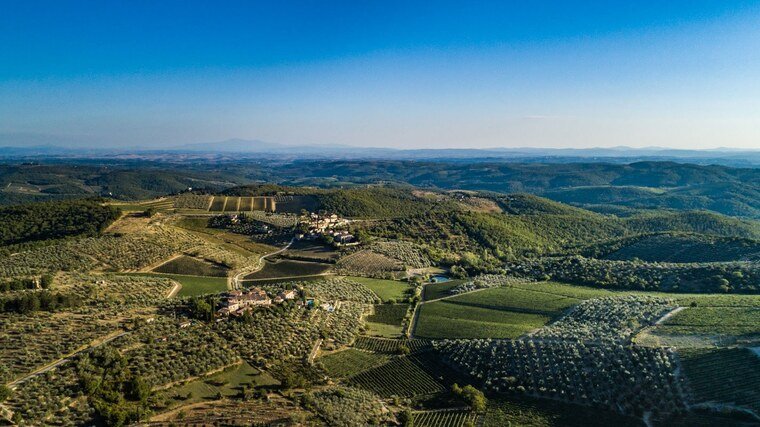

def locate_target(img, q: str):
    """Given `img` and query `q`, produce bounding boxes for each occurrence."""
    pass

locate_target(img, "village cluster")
[297,212,358,246]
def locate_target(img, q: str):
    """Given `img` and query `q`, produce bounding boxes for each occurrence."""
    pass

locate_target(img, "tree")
[0,384,11,402]
[398,409,414,426]
[128,376,151,403]
[40,274,54,289]
[451,383,487,412]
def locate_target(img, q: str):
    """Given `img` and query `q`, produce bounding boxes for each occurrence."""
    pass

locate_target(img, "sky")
[1,1,760,150]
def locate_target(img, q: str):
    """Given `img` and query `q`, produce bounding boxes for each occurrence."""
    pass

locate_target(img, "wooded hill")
[1,160,758,218]
[0,199,119,246]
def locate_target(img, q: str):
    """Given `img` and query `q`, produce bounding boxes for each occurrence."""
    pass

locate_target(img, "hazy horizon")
[2,1,760,150]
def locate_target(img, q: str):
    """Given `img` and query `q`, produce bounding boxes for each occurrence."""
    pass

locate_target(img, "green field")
[365,304,409,337]
[367,304,409,325]
[508,280,619,300]
[444,287,580,315]
[134,273,228,296]
[415,300,549,339]
[318,349,390,378]
[159,361,279,407]
[644,306,760,347]
[414,285,583,339]
[661,307,760,335]
[422,279,466,301]
[347,276,410,302]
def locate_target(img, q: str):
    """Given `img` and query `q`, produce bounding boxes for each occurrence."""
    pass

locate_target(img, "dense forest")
[0,199,120,246]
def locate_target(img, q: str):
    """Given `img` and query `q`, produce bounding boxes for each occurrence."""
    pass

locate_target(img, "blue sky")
[1,1,759,149]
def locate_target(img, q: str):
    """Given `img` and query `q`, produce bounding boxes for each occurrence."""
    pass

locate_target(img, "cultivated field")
[347,356,445,397]
[318,349,390,378]
[152,255,229,277]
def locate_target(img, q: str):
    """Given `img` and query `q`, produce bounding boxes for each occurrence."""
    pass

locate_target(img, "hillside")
[580,233,760,262]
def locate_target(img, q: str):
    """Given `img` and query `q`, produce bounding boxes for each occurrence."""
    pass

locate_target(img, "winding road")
[231,237,295,290]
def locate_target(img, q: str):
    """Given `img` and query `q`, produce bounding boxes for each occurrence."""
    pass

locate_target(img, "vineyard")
[367,304,409,326]
[318,349,390,378]
[347,356,445,397]
[415,298,551,339]
[352,336,432,354]
[243,259,331,281]
[442,285,581,316]
[657,306,760,337]
[206,196,277,212]
[680,348,760,416]
[152,255,229,277]
[413,410,480,427]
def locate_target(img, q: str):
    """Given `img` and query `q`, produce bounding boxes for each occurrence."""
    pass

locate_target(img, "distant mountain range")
[0,136,759,166]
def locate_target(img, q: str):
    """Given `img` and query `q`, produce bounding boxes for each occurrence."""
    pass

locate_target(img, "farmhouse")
[274,288,300,304]
[218,287,272,316]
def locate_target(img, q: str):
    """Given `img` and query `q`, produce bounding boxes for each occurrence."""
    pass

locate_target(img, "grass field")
[347,276,410,302]
[444,287,580,315]
[640,301,760,347]
[660,307,760,336]
[508,280,618,300]
[134,273,228,296]
[318,349,390,378]
[423,280,466,301]
[367,322,404,337]
[159,361,279,407]
[152,255,229,277]
[365,304,409,337]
